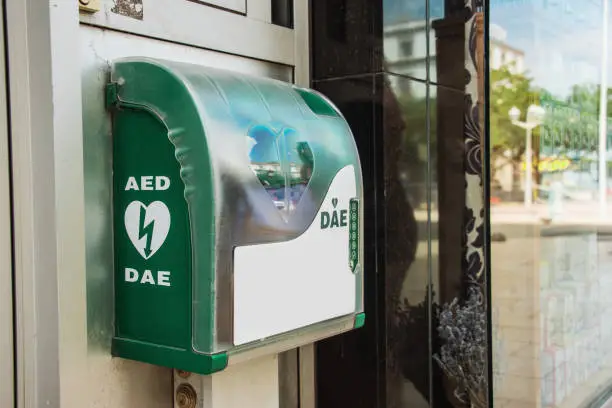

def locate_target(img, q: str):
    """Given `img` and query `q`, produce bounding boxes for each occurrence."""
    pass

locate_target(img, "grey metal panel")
[81,27,291,82]
[291,2,316,406]
[79,0,295,66]
[0,123,13,408]
[0,1,13,406]
[47,4,91,408]
[194,0,246,14]
[8,0,99,405]
[174,355,280,408]
[247,0,271,22]
[3,0,304,406]
[298,344,316,408]
[82,25,292,407]
[293,0,310,87]
[279,351,299,408]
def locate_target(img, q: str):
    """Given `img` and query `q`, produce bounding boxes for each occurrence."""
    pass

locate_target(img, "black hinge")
[105,82,119,109]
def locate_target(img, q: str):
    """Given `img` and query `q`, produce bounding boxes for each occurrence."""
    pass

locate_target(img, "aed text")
[125,176,170,191]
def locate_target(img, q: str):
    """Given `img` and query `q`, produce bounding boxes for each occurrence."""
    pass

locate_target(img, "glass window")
[489,0,612,406]
[383,0,428,81]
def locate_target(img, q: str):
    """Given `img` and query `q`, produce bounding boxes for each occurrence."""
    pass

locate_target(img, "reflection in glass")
[383,0,430,83]
[383,74,432,408]
[490,0,612,406]
[247,124,313,218]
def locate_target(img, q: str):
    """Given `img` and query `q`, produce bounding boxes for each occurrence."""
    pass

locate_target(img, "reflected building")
[384,21,524,98]
[384,20,433,97]
[488,24,527,194]
[490,24,525,73]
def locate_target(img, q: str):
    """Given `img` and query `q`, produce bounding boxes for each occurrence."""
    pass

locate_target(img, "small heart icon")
[332,198,338,208]
[124,200,171,260]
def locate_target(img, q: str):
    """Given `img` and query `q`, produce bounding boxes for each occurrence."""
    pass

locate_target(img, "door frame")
[0,0,14,405]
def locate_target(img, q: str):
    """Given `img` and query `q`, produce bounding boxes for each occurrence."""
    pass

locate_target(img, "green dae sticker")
[349,199,359,272]
[320,197,348,229]
[319,197,359,272]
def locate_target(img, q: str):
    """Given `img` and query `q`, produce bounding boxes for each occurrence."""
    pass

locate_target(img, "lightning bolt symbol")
[138,205,155,258]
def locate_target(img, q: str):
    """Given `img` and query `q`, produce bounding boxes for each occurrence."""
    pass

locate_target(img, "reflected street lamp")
[509,104,546,208]
[598,0,609,216]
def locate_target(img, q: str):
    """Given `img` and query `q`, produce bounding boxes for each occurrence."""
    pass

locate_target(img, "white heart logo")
[124,200,171,260]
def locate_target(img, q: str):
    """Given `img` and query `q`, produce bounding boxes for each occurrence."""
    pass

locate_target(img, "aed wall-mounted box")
[108,57,364,374]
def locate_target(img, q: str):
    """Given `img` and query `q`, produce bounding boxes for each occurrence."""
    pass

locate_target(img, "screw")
[176,370,191,379]
[176,384,197,408]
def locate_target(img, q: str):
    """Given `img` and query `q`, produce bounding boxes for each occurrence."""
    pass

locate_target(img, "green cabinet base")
[112,337,228,375]
[353,313,366,329]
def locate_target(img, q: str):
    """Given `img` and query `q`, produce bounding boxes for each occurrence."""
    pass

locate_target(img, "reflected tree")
[492,64,612,195]
[490,65,541,191]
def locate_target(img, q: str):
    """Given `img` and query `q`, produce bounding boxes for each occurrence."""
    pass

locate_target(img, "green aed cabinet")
[108,57,364,375]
